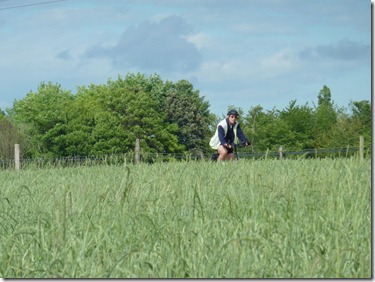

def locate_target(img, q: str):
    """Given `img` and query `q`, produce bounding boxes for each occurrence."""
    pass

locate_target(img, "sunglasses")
[229,115,237,118]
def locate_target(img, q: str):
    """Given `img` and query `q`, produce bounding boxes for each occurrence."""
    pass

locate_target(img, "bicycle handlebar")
[231,141,251,148]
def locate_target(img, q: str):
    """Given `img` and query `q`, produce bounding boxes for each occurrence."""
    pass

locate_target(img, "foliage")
[348,100,371,146]
[312,85,338,148]
[62,84,126,156]
[0,117,30,160]
[163,79,213,154]
[326,110,361,149]
[244,106,294,152]
[7,82,74,158]
[242,85,370,153]
[278,100,315,150]
[103,75,184,154]
[3,78,371,159]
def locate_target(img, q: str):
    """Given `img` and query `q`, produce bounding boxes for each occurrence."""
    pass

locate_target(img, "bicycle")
[211,141,250,161]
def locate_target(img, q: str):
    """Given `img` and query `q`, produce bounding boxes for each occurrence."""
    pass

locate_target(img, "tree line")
[0,73,371,160]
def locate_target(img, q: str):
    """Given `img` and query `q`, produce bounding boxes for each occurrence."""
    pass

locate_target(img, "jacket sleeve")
[218,125,226,145]
[236,124,250,145]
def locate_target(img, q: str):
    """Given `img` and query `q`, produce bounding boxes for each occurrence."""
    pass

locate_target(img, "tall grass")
[0,158,371,278]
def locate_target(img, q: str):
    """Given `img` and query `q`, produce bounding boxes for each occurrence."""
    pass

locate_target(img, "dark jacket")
[218,118,248,146]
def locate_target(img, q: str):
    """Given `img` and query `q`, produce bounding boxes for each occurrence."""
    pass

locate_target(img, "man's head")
[227,109,239,125]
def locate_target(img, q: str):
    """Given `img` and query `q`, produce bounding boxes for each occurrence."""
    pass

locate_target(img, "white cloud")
[183,32,213,50]
[83,15,202,73]
[260,49,300,78]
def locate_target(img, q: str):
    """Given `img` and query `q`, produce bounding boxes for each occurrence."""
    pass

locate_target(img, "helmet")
[227,109,239,117]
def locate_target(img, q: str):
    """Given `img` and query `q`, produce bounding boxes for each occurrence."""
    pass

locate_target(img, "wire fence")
[0,145,370,170]
[239,146,367,158]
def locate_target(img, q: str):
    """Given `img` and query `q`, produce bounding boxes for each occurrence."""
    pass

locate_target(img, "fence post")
[359,135,364,160]
[14,144,20,171]
[279,146,283,160]
[135,138,140,164]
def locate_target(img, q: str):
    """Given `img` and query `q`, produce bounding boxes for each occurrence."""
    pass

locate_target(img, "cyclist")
[209,109,250,161]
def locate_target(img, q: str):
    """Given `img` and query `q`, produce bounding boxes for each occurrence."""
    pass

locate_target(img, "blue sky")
[0,0,371,116]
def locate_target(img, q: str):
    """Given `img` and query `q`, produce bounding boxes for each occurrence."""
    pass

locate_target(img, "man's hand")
[225,143,232,149]
[242,141,251,147]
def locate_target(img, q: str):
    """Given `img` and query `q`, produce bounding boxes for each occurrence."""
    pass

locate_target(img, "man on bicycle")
[209,109,250,161]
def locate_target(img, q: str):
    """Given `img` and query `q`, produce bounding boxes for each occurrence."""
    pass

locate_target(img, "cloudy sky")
[0,0,371,116]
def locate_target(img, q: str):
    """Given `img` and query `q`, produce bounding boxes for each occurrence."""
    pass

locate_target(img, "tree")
[326,109,359,148]
[317,85,332,106]
[350,101,371,131]
[62,76,184,156]
[61,84,124,156]
[104,76,184,154]
[163,79,213,154]
[243,105,263,148]
[312,85,338,148]
[0,117,30,160]
[7,74,214,158]
[244,106,294,152]
[8,82,74,157]
[279,100,315,150]
[348,100,371,146]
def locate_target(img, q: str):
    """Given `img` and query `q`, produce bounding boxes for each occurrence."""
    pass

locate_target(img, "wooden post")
[14,144,20,171]
[135,138,140,164]
[359,135,364,160]
[279,146,283,160]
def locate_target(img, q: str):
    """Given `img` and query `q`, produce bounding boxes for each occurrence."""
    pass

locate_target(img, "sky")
[0,0,372,117]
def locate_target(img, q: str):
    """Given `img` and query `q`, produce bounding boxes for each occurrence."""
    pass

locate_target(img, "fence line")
[0,145,370,170]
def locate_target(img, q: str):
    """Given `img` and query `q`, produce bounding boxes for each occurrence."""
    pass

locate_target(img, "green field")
[0,158,371,278]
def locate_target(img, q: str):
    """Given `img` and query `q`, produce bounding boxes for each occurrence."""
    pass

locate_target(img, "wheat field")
[0,158,371,278]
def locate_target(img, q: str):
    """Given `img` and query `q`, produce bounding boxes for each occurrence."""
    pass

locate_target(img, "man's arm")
[218,125,227,146]
[237,124,251,145]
